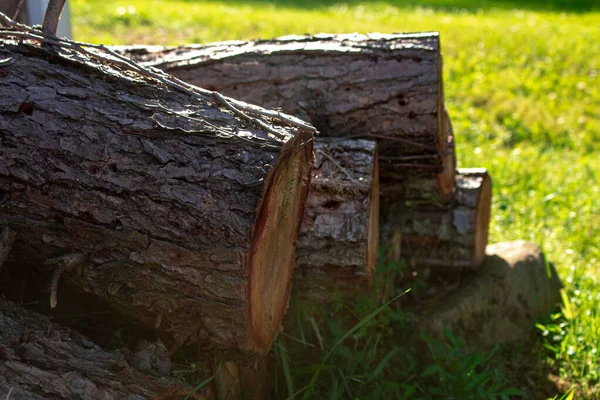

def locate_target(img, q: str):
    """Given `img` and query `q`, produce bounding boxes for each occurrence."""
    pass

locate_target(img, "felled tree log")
[383,169,492,270]
[294,139,378,302]
[383,108,456,202]
[117,32,447,184]
[0,299,211,400]
[0,26,314,355]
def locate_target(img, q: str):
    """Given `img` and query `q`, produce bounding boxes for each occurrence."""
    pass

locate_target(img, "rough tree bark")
[0,225,17,270]
[382,169,492,270]
[0,28,314,354]
[116,32,447,185]
[0,299,211,400]
[382,108,456,202]
[294,139,378,302]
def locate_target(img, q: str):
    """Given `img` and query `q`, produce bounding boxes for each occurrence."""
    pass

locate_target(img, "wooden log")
[382,108,456,202]
[382,169,492,270]
[0,28,315,354]
[294,139,378,302]
[0,299,211,400]
[116,32,447,183]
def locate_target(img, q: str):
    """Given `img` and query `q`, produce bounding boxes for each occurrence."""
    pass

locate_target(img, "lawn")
[69,0,599,397]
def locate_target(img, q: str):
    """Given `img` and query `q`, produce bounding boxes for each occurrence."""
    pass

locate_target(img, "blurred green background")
[69,0,599,397]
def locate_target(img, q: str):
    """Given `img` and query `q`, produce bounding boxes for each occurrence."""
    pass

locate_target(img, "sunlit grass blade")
[184,362,221,400]
[277,342,295,400]
[302,289,410,399]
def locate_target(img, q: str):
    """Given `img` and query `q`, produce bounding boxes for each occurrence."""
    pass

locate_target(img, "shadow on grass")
[180,0,599,13]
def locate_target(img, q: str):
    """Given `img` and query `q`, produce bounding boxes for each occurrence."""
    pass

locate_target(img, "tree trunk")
[382,169,492,270]
[0,299,212,400]
[0,32,314,354]
[116,32,447,184]
[294,139,378,302]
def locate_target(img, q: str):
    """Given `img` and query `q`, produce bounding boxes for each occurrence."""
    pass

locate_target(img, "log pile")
[0,7,496,399]
[117,33,449,186]
[118,33,490,273]
[0,18,316,355]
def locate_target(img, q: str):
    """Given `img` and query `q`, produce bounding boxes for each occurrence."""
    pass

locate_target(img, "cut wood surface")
[209,355,270,400]
[294,139,378,302]
[434,109,456,199]
[0,26,314,354]
[383,169,492,270]
[116,32,445,180]
[0,299,211,400]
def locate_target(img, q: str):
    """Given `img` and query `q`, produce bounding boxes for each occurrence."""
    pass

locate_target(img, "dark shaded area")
[181,0,599,13]
[0,0,29,24]
[0,257,157,351]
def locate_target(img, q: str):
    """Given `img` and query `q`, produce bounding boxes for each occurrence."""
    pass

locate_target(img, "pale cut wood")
[209,355,270,400]
[116,32,446,183]
[383,169,492,270]
[0,299,211,400]
[294,139,378,302]
[435,109,457,199]
[0,32,314,354]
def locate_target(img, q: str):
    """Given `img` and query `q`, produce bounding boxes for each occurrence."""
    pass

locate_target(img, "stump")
[383,169,492,270]
[0,27,314,354]
[117,32,447,185]
[0,299,211,400]
[294,139,379,302]
[418,241,563,348]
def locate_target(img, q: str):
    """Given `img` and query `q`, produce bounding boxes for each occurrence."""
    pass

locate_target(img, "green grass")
[69,0,600,397]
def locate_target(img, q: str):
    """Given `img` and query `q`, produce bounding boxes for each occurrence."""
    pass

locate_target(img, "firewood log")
[383,108,456,202]
[294,139,378,302]
[0,25,314,354]
[116,32,449,190]
[382,169,492,270]
[0,299,211,400]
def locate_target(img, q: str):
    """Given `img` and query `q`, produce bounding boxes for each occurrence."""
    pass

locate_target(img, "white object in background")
[27,0,72,38]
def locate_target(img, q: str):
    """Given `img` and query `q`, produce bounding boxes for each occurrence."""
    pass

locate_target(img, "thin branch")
[381,162,439,170]
[44,252,86,308]
[367,134,436,151]
[42,0,67,36]
[317,149,359,184]
[11,0,24,21]
[379,154,439,161]
[0,57,14,66]
[4,386,12,400]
